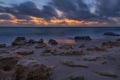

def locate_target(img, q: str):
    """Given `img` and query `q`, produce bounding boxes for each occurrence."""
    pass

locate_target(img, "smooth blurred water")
[0,27,120,44]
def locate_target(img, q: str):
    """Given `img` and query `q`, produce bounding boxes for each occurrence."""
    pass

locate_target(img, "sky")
[0,0,120,27]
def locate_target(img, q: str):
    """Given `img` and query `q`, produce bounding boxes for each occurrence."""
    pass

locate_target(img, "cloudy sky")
[0,0,120,27]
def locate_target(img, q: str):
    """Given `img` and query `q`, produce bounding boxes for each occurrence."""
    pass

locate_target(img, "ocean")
[0,27,120,44]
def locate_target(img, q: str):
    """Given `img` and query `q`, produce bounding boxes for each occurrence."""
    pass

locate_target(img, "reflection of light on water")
[56,39,75,44]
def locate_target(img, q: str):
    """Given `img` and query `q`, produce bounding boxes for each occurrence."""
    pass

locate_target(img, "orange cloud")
[0,16,108,26]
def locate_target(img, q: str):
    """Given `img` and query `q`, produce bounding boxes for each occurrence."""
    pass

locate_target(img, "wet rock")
[16,50,34,56]
[48,39,58,45]
[0,44,6,48]
[74,36,91,40]
[102,41,120,47]
[41,48,56,56]
[59,50,84,56]
[12,37,27,46]
[83,56,100,61]
[15,59,52,80]
[38,39,44,44]
[104,32,120,36]
[86,46,107,51]
[35,43,47,49]
[28,39,36,44]
[59,45,73,50]
[61,61,88,68]
[79,44,85,48]
[69,76,85,80]
[0,56,19,72]
[95,71,118,78]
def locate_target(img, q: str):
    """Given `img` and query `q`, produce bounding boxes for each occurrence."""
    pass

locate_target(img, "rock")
[28,39,36,44]
[41,48,56,56]
[61,61,88,68]
[79,44,85,48]
[48,39,58,45]
[15,59,52,80]
[0,44,6,48]
[38,39,44,44]
[104,32,120,36]
[69,76,85,80]
[0,56,19,71]
[83,56,100,61]
[59,45,73,50]
[86,46,107,51]
[16,50,34,56]
[95,71,118,78]
[102,41,120,47]
[74,36,91,40]
[35,43,47,49]
[12,37,27,46]
[59,50,84,56]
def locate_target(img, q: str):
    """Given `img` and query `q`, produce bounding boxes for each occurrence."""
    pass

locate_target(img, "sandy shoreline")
[0,36,120,80]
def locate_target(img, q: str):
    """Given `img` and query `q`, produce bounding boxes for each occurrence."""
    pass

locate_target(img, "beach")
[0,28,120,80]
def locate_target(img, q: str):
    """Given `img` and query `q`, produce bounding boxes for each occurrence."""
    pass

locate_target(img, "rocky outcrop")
[48,39,58,45]
[28,39,36,44]
[74,36,91,40]
[104,32,120,36]
[38,39,44,44]
[86,46,107,51]
[35,43,47,49]
[102,41,120,47]
[0,44,6,48]
[12,37,27,46]
[16,50,34,56]
[0,58,52,80]
[59,45,73,50]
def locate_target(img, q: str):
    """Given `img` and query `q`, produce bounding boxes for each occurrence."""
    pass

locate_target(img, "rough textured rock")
[35,43,47,49]
[0,58,52,80]
[38,39,44,44]
[28,39,36,44]
[104,32,120,36]
[16,50,34,56]
[12,37,27,46]
[102,41,120,47]
[59,45,73,50]
[0,44,6,48]
[95,71,118,78]
[86,46,107,51]
[74,36,91,40]
[48,39,58,45]
[15,59,52,80]
[61,61,88,68]
[57,50,84,56]
[69,76,85,80]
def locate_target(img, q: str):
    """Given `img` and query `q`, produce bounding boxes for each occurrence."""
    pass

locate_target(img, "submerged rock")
[104,32,120,36]
[12,37,27,46]
[38,39,44,44]
[48,39,58,45]
[74,36,91,40]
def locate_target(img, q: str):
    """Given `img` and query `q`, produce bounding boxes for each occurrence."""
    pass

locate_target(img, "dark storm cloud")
[14,1,58,19]
[52,0,95,20]
[96,0,120,17]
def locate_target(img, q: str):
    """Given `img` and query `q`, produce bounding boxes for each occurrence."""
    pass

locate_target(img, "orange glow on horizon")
[0,16,108,26]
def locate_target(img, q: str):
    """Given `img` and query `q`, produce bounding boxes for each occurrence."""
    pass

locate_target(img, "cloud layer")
[0,0,120,26]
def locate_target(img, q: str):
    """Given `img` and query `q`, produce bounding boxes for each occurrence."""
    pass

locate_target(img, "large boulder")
[12,37,27,46]
[74,36,91,40]
[15,59,52,80]
[0,58,52,80]
[104,32,120,36]
[48,39,58,45]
